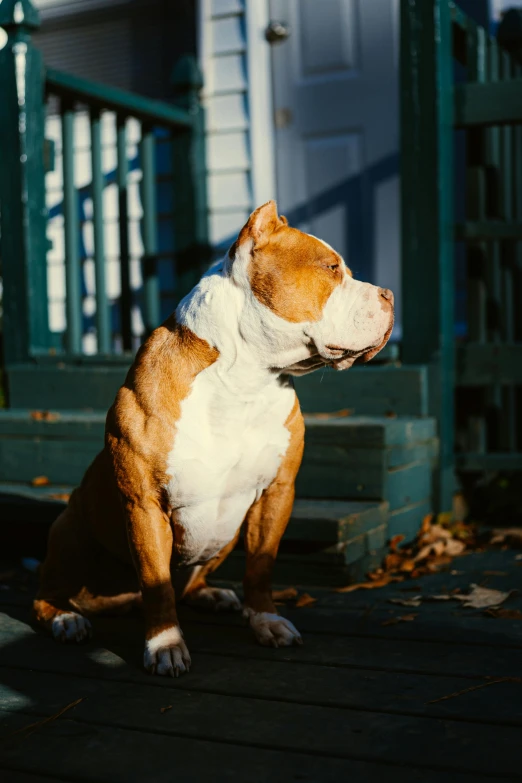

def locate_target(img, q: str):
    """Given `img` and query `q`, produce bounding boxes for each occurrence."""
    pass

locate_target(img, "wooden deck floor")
[0,550,522,782]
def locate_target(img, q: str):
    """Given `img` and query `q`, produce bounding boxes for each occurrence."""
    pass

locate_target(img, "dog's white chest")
[166,366,295,565]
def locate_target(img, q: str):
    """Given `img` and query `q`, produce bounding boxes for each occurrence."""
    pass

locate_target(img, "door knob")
[265,21,290,44]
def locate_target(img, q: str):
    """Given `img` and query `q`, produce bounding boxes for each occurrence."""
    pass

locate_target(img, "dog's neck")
[175,261,310,394]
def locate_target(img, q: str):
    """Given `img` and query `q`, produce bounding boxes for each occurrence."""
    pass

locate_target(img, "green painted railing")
[401,1,522,509]
[0,0,208,367]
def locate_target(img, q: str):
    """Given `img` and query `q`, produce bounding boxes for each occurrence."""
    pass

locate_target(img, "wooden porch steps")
[0,481,387,586]
[6,359,428,416]
[0,408,437,585]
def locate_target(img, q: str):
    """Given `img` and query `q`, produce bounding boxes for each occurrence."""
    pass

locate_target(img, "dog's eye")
[325,263,339,272]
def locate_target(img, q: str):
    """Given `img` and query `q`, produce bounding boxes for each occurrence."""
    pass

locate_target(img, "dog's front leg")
[125,499,191,676]
[242,398,304,648]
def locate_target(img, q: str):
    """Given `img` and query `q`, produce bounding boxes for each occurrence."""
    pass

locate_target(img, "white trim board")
[197,0,276,250]
[244,0,276,206]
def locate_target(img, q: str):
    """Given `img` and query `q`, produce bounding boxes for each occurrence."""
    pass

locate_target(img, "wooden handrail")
[46,67,193,130]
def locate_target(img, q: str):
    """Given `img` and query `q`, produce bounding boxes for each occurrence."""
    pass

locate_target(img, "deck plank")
[1,550,522,781]
[0,621,521,724]
[2,708,510,783]
[2,608,522,682]
[1,666,522,778]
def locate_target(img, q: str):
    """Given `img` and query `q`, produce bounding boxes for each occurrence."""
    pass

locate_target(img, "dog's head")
[220,201,394,375]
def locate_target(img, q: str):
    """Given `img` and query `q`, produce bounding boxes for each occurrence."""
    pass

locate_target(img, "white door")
[269,0,401,333]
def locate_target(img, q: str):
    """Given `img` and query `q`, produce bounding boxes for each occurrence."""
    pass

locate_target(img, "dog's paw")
[51,612,92,643]
[185,586,241,612]
[244,609,303,648]
[144,626,191,677]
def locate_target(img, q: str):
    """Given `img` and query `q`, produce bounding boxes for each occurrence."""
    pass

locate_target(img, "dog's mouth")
[281,345,366,376]
[323,344,367,369]
[281,316,394,376]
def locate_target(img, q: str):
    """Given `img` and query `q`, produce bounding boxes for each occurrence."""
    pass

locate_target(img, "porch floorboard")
[0,549,521,782]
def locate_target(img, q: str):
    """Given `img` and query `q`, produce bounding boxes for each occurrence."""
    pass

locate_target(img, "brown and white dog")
[34,201,394,676]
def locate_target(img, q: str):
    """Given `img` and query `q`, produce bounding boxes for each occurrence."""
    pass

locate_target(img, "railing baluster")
[117,116,133,351]
[62,101,83,354]
[139,125,161,334]
[90,109,111,354]
[485,38,503,451]
[465,21,488,452]
[515,62,522,451]
[500,51,516,450]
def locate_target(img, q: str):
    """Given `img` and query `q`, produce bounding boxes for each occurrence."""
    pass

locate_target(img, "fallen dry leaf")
[484,607,522,620]
[31,476,49,487]
[445,539,466,557]
[453,584,514,609]
[335,576,401,593]
[30,410,60,422]
[389,535,405,553]
[389,596,422,607]
[382,613,417,626]
[333,510,483,596]
[48,493,71,502]
[295,593,317,608]
[490,528,522,548]
[272,587,298,601]
[160,705,173,713]
[384,553,403,570]
[306,408,353,420]
[423,524,452,542]
[483,570,508,577]
[426,554,453,572]
[420,513,434,535]
[414,544,435,563]
[385,411,397,419]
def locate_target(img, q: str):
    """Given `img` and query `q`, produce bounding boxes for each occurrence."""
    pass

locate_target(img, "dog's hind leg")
[34,491,140,642]
[34,494,96,643]
[180,531,242,612]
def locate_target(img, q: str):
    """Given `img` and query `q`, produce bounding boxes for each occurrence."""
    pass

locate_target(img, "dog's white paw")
[144,626,191,677]
[244,609,303,648]
[51,612,92,643]
[185,586,241,612]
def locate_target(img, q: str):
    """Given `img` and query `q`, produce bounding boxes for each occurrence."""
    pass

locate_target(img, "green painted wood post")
[90,109,111,354]
[139,126,161,335]
[62,102,83,354]
[498,9,522,448]
[171,55,211,302]
[117,117,133,351]
[400,0,455,511]
[0,0,51,366]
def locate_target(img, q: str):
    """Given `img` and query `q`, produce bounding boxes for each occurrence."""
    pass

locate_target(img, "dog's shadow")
[0,576,252,752]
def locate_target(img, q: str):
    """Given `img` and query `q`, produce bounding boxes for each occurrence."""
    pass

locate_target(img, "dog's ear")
[235,201,286,252]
